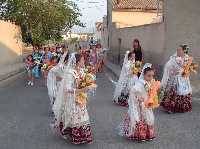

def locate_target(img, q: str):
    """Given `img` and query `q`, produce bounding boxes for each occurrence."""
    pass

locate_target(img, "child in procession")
[118,63,160,141]
[25,55,35,86]
[160,45,196,113]
[113,51,139,107]
[53,53,96,144]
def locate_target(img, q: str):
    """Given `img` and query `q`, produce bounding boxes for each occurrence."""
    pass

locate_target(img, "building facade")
[104,0,200,72]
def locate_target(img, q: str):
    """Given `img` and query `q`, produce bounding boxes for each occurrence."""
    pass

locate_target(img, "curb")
[0,69,25,86]
[105,61,121,78]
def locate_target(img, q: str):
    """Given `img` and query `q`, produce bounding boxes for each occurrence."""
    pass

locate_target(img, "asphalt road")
[0,71,200,149]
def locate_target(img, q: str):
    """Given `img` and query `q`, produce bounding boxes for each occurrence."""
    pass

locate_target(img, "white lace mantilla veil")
[160,52,181,90]
[47,51,68,105]
[113,51,130,100]
[52,53,77,129]
[161,52,192,95]
[139,63,152,80]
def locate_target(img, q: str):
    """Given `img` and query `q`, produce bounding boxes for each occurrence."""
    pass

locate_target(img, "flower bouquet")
[132,61,143,75]
[182,57,198,78]
[76,71,97,107]
[144,80,161,109]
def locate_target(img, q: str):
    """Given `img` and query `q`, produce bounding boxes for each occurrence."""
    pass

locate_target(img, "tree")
[0,0,83,45]
[64,1,85,33]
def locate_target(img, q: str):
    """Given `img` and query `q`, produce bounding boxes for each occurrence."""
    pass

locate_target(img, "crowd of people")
[25,43,106,86]
[25,38,197,145]
[25,44,68,86]
[114,39,197,141]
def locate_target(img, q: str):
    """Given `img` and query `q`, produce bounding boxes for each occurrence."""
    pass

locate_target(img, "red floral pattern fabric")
[120,115,155,141]
[113,93,129,107]
[58,122,93,144]
[161,87,192,113]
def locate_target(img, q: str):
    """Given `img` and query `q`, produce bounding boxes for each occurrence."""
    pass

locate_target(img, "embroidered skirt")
[113,93,129,107]
[58,122,93,144]
[160,87,192,113]
[118,115,155,141]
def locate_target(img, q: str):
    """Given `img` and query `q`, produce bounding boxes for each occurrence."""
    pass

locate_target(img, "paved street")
[0,71,200,149]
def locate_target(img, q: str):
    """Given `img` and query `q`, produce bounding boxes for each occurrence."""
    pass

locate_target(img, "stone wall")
[164,0,200,59]
[163,0,200,80]
[109,22,165,66]
[0,20,23,80]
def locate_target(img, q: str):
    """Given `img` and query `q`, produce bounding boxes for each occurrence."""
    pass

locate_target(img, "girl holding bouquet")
[113,51,138,107]
[52,53,95,144]
[118,63,160,141]
[160,45,196,113]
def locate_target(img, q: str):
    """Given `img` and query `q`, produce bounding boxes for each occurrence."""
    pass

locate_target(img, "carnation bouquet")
[132,61,143,75]
[144,80,161,109]
[182,57,198,78]
[76,69,97,107]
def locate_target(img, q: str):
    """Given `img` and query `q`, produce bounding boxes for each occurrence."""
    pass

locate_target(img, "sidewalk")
[105,61,121,77]
[0,63,25,84]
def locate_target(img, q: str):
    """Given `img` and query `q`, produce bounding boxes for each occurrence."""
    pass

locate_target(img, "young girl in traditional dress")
[113,51,138,107]
[25,55,35,86]
[118,63,159,141]
[160,45,194,113]
[47,52,69,106]
[52,53,94,144]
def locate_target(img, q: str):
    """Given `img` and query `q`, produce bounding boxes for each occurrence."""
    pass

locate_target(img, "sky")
[71,0,107,33]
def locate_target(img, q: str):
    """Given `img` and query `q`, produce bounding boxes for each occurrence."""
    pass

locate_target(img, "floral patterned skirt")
[58,122,93,144]
[119,115,155,141]
[113,93,129,107]
[160,87,192,113]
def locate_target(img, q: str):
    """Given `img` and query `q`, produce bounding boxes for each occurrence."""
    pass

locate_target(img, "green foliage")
[0,0,83,45]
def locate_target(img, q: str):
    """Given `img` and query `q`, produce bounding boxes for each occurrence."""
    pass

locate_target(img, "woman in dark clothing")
[132,39,143,62]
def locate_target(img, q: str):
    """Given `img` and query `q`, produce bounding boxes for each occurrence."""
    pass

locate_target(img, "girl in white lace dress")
[52,53,93,144]
[47,51,69,106]
[160,45,193,113]
[113,51,138,107]
[118,63,157,141]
